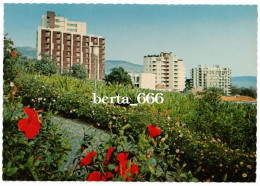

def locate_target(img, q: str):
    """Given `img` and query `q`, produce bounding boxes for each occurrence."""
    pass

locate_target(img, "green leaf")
[26,155,34,167]
[30,169,38,180]
[6,167,18,176]
[223,173,228,181]
[180,173,187,179]
[147,158,157,167]
[108,164,117,171]
[150,174,156,181]
[190,178,199,182]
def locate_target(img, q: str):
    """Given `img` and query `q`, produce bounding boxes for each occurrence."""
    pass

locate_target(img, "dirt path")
[51,116,111,169]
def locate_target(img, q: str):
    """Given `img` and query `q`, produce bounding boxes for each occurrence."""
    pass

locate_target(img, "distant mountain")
[105,60,143,74]
[17,46,37,59]
[231,76,257,89]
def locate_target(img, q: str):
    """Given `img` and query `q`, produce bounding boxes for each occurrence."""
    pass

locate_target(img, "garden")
[2,36,256,182]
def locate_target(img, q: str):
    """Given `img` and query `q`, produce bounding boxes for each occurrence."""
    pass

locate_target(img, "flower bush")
[3,36,256,182]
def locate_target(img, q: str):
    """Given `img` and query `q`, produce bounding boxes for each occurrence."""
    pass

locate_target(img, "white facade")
[143,52,186,91]
[40,15,87,34]
[191,65,231,95]
[129,73,155,90]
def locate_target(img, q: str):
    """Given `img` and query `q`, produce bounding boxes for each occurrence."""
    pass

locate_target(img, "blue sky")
[4,4,257,77]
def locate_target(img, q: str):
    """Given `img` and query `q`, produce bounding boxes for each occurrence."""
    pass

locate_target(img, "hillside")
[105,60,143,74]
[17,46,37,59]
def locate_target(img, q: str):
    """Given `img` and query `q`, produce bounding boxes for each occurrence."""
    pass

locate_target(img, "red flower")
[79,150,97,167]
[148,124,162,138]
[115,159,128,175]
[18,106,41,139]
[87,171,102,181]
[14,86,17,93]
[117,152,129,162]
[104,147,114,166]
[87,171,113,181]
[104,172,113,179]
[130,162,139,176]
[11,51,17,57]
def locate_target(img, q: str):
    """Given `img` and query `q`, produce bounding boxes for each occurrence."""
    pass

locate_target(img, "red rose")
[148,124,162,138]
[87,171,113,181]
[117,152,129,162]
[18,106,41,139]
[104,147,114,166]
[130,162,139,176]
[87,171,102,181]
[79,150,97,167]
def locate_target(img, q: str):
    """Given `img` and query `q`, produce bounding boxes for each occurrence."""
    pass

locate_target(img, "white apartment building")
[143,52,186,91]
[37,11,105,80]
[129,73,156,90]
[191,65,231,95]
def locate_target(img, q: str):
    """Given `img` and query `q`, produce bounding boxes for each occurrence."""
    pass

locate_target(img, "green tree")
[71,64,87,79]
[35,53,57,75]
[3,35,20,83]
[240,87,257,99]
[105,67,133,86]
[230,85,240,96]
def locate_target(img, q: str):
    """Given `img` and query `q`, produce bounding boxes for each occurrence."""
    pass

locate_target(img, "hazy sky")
[4,4,257,77]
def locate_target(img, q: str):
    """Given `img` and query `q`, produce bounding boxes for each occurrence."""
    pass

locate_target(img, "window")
[67,40,71,45]
[45,50,49,54]
[68,29,77,32]
[86,43,89,47]
[55,25,59,28]
[55,19,60,22]
[46,38,50,42]
[77,36,80,40]
[57,33,61,37]
[67,51,71,55]
[77,41,80,45]
[66,58,70,62]
[67,35,71,39]
[67,63,70,67]
[68,46,71,50]
[56,51,60,55]
[67,23,77,27]
[76,47,80,52]
[76,58,80,62]
[45,44,49,48]
[56,57,60,61]
[76,53,80,57]
[56,62,60,66]
[46,31,50,36]
[57,45,61,49]
[57,39,60,43]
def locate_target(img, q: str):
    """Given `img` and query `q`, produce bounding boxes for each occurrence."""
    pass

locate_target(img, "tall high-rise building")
[143,52,185,91]
[190,65,231,95]
[36,11,105,80]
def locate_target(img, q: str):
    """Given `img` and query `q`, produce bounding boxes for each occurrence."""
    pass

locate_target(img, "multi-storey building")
[143,52,185,91]
[36,11,105,80]
[190,65,231,95]
[129,73,156,89]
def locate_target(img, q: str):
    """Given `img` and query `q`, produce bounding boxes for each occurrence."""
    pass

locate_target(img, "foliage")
[35,53,57,75]
[2,37,71,180]
[71,64,87,79]
[16,73,256,182]
[69,125,198,181]
[3,35,20,83]
[2,101,72,180]
[230,85,257,99]
[3,36,256,181]
[105,67,133,86]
